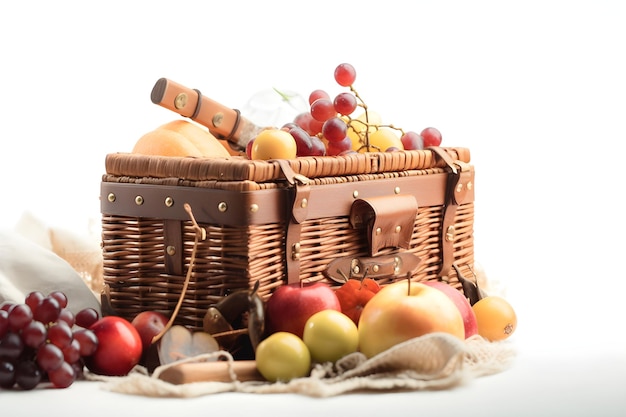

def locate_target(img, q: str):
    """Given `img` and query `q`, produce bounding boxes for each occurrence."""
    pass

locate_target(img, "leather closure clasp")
[325,253,421,283]
[349,194,418,256]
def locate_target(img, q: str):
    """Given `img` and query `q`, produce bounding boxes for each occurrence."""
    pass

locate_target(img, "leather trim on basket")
[101,172,471,227]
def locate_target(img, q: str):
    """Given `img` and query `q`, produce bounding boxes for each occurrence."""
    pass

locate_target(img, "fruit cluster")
[247,63,444,160]
[0,291,99,390]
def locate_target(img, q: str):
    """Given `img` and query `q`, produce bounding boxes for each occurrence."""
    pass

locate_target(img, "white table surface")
[3,325,625,417]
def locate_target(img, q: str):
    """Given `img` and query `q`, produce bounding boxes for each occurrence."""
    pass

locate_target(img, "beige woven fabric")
[87,333,516,398]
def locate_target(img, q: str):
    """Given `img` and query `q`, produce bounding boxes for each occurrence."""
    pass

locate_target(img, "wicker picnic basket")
[100,147,474,331]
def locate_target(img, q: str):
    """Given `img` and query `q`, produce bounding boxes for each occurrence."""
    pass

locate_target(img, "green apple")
[255,332,311,382]
[302,309,359,363]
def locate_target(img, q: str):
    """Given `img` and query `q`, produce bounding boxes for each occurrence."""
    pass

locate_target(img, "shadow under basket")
[100,147,475,330]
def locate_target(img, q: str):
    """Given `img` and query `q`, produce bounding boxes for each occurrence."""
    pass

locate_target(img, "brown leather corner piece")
[349,194,418,256]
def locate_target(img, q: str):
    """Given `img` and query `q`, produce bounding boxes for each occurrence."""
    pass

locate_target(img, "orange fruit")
[132,120,231,158]
[471,296,517,341]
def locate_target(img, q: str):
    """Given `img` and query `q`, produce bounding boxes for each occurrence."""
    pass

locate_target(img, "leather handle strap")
[324,253,421,283]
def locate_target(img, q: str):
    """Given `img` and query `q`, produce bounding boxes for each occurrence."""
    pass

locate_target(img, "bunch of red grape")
[0,291,100,390]
[284,63,443,156]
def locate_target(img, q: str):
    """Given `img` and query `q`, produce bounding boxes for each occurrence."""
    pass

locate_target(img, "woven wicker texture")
[101,148,474,330]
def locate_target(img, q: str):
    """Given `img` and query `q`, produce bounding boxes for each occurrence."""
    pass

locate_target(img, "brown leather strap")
[325,253,421,283]
[349,195,418,256]
[429,147,475,280]
[164,219,184,276]
[276,160,311,285]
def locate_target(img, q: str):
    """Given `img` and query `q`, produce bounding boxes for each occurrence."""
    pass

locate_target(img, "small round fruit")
[334,63,357,87]
[472,296,517,341]
[131,311,169,352]
[361,127,403,153]
[421,127,442,147]
[255,332,311,382]
[85,316,142,376]
[251,129,297,160]
[303,310,358,363]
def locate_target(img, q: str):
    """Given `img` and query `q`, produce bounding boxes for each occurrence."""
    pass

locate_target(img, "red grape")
[0,360,15,388]
[310,98,336,122]
[401,131,424,150]
[58,308,75,327]
[75,307,99,329]
[48,361,75,388]
[326,137,352,156]
[21,320,47,349]
[333,92,357,116]
[62,339,81,364]
[36,343,64,372]
[322,117,348,142]
[0,332,24,359]
[48,291,68,309]
[48,321,73,349]
[73,328,98,357]
[288,126,314,156]
[25,291,44,312]
[421,127,442,147]
[309,136,327,156]
[308,89,330,105]
[334,63,357,87]
[307,117,324,136]
[33,296,61,324]
[8,304,33,332]
[15,360,42,390]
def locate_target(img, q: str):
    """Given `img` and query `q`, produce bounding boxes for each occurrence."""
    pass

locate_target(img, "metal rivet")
[394,186,400,194]
[107,193,116,203]
[467,181,473,190]
[446,225,456,242]
[353,190,359,198]
[212,112,224,128]
[218,202,227,212]
[250,204,259,213]
[375,227,382,235]
[352,265,361,274]
[395,225,402,233]
[165,197,174,207]
[292,243,300,261]
[456,183,463,193]
[166,246,176,256]
[300,198,308,208]
[174,93,188,110]
[135,196,144,205]
[372,265,380,273]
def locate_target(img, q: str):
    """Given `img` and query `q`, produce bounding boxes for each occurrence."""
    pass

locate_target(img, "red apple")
[265,282,341,339]
[423,281,478,339]
[131,310,169,352]
[358,280,465,358]
[84,316,142,376]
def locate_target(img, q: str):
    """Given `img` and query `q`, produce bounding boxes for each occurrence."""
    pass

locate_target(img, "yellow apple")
[358,280,465,358]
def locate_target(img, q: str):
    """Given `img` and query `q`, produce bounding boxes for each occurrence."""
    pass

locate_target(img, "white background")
[1,1,625,414]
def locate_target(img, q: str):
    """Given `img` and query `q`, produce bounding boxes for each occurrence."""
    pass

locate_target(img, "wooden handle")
[157,360,264,385]
[150,78,263,151]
